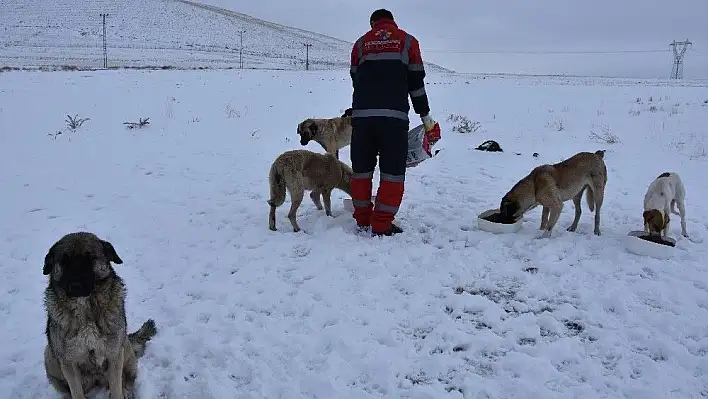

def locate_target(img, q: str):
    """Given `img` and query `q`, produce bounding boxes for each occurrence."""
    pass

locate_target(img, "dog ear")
[499,198,508,217]
[643,210,663,233]
[101,240,123,264]
[43,242,58,275]
[309,121,319,137]
[499,197,517,218]
[642,210,653,229]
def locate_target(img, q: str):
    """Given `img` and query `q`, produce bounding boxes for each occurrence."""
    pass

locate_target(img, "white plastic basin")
[477,209,523,234]
[624,230,676,259]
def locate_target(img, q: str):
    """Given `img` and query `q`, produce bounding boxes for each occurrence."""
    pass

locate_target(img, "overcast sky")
[202,0,708,79]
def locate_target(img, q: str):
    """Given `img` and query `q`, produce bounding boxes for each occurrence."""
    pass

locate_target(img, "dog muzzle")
[66,282,93,297]
[61,278,95,298]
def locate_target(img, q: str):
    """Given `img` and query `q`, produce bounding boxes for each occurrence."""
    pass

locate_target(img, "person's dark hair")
[370,9,394,24]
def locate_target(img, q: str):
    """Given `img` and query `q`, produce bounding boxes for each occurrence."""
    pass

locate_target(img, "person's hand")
[421,114,441,145]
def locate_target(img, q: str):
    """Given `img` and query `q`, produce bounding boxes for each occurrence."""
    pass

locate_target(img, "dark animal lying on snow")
[475,140,503,152]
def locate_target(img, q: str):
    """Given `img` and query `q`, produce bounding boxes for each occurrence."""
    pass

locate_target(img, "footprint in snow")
[640,267,657,279]
[693,281,707,292]
[564,321,584,335]
[292,244,311,257]
[686,234,704,244]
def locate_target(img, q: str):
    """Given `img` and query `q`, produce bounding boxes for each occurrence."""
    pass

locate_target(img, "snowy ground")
[1,69,707,398]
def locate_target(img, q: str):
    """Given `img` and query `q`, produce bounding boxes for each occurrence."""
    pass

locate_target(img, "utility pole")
[669,39,691,79]
[303,43,312,71]
[237,29,246,69]
[100,13,109,68]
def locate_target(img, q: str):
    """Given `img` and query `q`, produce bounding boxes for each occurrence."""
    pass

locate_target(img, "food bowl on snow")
[624,230,676,259]
[343,196,376,213]
[477,209,523,234]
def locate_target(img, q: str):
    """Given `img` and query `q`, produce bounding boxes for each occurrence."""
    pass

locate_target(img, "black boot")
[356,225,371,234]
[372,223,403,237]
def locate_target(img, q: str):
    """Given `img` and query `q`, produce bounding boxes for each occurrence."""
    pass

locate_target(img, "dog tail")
[267,162,286,208]
[129,319,157,358]
[585,185,596,212]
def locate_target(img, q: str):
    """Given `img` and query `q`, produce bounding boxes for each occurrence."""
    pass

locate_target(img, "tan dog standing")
[499,150,608,238]
[643,171,688,238]
[296,108,352,159]
[268,149,353,232]
[43,232,157,399]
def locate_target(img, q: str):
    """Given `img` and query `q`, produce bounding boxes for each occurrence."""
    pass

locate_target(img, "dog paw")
[269,226,277,231]
[108,392,134,399]
[566,226,577,232]
[594,230,601,236]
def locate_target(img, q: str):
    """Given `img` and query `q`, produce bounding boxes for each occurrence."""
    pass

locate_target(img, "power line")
[420,49,672,55]
[423,49,669,54]
[419,47,708,56]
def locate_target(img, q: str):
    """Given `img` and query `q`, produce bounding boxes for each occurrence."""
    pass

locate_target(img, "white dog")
[643,172,688,238]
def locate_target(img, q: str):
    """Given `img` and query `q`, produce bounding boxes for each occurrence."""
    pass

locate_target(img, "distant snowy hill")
[0,0,453,72]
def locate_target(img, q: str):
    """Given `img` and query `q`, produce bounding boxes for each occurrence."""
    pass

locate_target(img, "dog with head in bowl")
[499,150,608,238]
[643,171,688,239]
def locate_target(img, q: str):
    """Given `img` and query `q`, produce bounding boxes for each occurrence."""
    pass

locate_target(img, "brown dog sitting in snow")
[42,232,157,399]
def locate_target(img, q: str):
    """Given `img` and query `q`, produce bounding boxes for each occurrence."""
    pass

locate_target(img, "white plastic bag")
[406,124,435,168]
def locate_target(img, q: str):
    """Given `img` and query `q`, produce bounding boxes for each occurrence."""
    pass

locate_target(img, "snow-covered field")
[1,69,708,398]
[0,0,451,72]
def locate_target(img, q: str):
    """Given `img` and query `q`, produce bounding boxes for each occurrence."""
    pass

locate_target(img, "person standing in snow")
[349,8,441,236]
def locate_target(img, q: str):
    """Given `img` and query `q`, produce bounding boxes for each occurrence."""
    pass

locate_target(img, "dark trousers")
[349,116,409,233]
